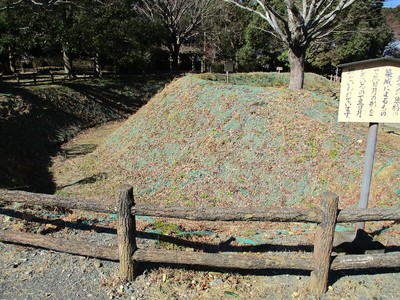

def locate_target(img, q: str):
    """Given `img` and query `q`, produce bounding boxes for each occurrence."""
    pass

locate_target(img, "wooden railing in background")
[0,71,62,85]
[0,70,115,85]
[1,187,400,297]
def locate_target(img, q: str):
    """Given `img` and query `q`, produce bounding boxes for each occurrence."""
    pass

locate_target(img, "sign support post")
[338,57,400,237]
[357,122,378,231]
[224,60,234,84]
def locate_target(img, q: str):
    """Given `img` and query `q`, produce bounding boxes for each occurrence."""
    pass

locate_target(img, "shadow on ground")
[1,205,400,282]
[0,84,73,193]
[59,144,98,159]
[0,75,173,193]
[62,83,139,117]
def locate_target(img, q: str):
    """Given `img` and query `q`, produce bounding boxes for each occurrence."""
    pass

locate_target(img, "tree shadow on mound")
[61,75,175,118]
[0,83,88,193]
[59,144,98,159]
[62,83,137,117]
[0,76,174,194]
[57,172,108,190]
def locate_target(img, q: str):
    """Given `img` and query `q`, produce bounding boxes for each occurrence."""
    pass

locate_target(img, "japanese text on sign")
[338,65,400,123]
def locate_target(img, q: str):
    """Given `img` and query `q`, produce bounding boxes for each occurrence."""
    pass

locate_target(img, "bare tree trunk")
[169,53,173,72]
[201,32,207,73]
[169,44,180,72]
[288,47,305,90]
[62,44,74,79]
[224,0,357,90]
[8,47,15,74]
[190,55,196,72]
[201,58,206,73]
[93,52,101,78]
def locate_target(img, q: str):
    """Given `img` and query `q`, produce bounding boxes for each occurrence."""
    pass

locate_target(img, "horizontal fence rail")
[0,228,398,272]
[0,189,115,213]
[133,249,314,270]
[1,187,400,297]
[1,189,400,223]
[0,71,115,85]
[0,229,119,261]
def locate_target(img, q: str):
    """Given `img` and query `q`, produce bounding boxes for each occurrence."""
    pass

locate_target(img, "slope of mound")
[0,75,171,192]
[56,75,399,209]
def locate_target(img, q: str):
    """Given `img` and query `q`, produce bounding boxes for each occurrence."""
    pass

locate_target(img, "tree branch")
[308,0,356,40]
[224,0,288,43]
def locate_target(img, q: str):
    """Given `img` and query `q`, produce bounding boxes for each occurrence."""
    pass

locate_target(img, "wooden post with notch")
[310,192,339,297]
[117,185,136,281]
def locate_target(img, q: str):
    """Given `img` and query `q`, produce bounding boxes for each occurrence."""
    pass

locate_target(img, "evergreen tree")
[0,1,41,73]
[236,12,282,72]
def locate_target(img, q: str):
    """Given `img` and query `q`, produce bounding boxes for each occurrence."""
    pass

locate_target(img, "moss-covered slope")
[58,74,399,208]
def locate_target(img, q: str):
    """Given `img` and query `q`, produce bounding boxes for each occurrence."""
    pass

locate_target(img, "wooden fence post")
[117,184,136,281]
[310,192,339,297]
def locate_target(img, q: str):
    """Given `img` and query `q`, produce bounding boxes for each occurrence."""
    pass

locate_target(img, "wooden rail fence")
[0,70,103,85]
[1,187,400,297]
[5,71,61,85]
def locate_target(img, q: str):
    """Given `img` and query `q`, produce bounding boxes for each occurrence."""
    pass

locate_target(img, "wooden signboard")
[337,57,400,231]
[338,57,400,124]
[224,61,234,73]
[224,61,234,83]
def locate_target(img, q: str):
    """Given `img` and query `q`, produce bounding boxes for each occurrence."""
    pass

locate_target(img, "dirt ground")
[2,120,400,300]
[2,218,400,300]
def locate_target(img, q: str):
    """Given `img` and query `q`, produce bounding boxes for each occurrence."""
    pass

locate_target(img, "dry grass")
[2,73,400,300]
[52,73,399,213]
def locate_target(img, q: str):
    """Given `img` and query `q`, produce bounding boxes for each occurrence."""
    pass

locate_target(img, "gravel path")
[2,240,400,300]
[0,243,115,300]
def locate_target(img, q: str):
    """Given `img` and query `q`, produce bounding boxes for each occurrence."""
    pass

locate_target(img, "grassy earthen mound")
[56,73,399,209]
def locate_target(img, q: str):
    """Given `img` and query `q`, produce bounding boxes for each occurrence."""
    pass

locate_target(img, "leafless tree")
[224,0,357,89]
[134,0,214,71]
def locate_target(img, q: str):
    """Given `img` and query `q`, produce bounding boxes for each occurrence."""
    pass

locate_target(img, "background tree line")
[0,0,396,82]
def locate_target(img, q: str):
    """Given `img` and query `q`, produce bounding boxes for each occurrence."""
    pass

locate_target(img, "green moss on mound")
[60,74,399,208]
